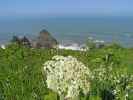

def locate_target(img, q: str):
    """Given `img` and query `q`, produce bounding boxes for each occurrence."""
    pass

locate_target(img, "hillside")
[0,43,133,100]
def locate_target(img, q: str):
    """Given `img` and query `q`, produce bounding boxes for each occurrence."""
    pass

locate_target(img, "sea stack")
[11,35,31,48]
[33,29,58,48]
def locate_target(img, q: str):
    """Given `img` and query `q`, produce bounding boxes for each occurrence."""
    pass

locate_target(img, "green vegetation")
[0,43,133,100]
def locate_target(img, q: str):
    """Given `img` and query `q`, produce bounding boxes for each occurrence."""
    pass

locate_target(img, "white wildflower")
[1,45,6,49]
[112,89,117,95]
[43,55,91,98]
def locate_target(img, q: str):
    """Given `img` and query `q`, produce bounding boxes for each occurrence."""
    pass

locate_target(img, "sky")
[0,0,133,17]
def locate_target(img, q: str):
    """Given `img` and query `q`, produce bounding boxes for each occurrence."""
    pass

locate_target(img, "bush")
[44,55,91,100]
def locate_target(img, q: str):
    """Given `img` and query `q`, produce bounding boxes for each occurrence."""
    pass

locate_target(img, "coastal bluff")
[11,29,58,48]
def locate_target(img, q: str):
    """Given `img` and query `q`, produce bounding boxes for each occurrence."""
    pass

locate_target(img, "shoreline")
[0,37,112,51]
[58,43,86,51]
[0,43,86,51]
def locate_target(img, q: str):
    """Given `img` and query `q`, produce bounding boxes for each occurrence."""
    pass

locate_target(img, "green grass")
[0,43,133,100]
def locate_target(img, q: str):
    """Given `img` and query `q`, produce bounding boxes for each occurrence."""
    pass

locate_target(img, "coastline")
[58,43,86,51]
[0,43,86,51]
[0,35,105,51]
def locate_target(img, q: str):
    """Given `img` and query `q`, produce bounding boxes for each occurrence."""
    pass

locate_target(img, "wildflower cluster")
[43,55,90,99]
[91,62,133,100]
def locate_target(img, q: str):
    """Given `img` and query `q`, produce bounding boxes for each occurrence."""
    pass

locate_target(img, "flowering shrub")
[91,65,133,100]
[43,55,91,99]
[90,53,133,100]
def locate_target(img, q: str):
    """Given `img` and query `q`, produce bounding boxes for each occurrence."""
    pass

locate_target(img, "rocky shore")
[11,29,58,49]
[1,29,106,51]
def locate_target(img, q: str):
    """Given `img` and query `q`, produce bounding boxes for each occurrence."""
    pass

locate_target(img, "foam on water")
[59,43,82,51]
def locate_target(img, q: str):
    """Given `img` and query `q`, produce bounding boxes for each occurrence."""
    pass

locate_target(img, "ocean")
[0,16,133,47]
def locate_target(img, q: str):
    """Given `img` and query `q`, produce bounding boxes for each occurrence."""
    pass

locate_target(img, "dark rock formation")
[11,35,31,48]
[21,36,31,48]
[11,29,58,48]
[34,29,58,48]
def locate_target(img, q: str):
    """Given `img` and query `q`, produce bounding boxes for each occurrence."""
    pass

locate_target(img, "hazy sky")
[0,0,133,17]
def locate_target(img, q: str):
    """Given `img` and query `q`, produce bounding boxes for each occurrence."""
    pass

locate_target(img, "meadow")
[0,43,133,100]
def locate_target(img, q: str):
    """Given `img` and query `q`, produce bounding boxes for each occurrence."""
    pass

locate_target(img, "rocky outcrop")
[21,36,31,48]
[11,36,31,48]
[33,29,58,48]
[11,29,58,48]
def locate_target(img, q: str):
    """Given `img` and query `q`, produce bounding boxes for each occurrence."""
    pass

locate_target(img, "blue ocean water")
[0,16,133,47]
